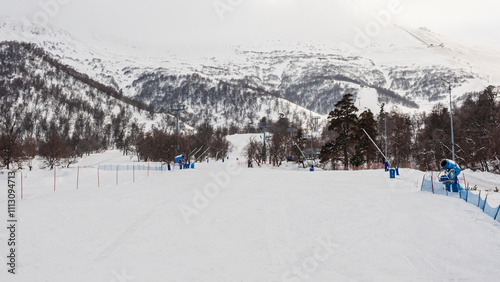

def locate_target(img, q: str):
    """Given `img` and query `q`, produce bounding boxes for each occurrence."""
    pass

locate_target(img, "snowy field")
[1,134,500,281]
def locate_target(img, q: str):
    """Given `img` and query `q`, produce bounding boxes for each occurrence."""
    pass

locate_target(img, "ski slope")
[0,135,500,281]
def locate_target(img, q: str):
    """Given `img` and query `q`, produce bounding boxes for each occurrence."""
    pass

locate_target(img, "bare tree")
[244,137,263,167]
[38,133,67,169]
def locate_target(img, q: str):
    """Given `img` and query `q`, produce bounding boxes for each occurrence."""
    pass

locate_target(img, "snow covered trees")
[0,41,160,170]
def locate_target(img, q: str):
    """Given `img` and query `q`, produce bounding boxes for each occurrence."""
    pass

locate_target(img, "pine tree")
[350,147,366,168]
[357,109,378,164]
[326,93,359,170]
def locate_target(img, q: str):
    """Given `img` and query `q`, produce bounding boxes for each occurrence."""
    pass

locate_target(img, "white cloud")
[0,0,499,46]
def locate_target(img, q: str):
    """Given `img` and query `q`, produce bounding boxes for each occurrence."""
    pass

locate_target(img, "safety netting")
[98,163,192,172]
[422,173,500,222]
[98,164,167,171]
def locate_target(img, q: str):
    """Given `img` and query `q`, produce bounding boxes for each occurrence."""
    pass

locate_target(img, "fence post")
[478,190,481,207]
[466,189,469,202]
[77,166,80,190]
[495,206,500,221]
[54,167,56,192]
[431,172,434,194]
[483,194,488,212]
[97,167,100,188]
[421,175,425,191]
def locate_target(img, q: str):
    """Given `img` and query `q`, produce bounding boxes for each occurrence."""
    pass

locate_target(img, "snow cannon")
[439,159,461,192]
[175,155,185,166]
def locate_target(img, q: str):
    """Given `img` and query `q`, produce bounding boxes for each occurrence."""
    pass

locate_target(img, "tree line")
[319,86,500,173]
[242,86,500,174]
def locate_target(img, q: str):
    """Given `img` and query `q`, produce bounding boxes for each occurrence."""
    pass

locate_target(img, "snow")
[1,135,500,281]
[357,87,381,114]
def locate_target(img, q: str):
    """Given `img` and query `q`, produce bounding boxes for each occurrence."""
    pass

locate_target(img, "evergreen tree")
[377,103,387,164]
[350,148,366,168]
[388,110,413,167]
[357,109,378,164]
[326,93,359,170]
[320,140,341,169]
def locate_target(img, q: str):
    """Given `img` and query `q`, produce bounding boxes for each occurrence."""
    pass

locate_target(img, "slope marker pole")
[421,175,425,191]
[431,172,434,194]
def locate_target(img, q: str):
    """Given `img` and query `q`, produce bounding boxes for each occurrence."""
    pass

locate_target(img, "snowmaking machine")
[439,159,461,192]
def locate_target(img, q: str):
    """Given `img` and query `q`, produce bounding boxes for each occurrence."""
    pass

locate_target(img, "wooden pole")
[431,172,434,194]
[478,190,481,207]
[420,175,425,191]
[483,194,488,212]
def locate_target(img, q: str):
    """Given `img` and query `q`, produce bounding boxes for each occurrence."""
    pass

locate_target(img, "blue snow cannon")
[439,159,461,192]
[175,155,184,164]
[175,155,185,170]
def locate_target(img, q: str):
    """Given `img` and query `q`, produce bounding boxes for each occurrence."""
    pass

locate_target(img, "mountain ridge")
[1,19,498,128]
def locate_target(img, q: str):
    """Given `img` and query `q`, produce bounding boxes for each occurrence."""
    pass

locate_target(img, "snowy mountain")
[0,41,180,154]
[1,19,499,128]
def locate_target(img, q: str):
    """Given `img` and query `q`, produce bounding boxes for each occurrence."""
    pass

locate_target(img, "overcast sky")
[1,0,499,47]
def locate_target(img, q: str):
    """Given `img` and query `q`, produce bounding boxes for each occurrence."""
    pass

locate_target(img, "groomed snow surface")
[1,134,500,282]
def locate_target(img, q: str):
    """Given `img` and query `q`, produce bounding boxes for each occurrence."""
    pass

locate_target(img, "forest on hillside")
[315,86,500,173]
